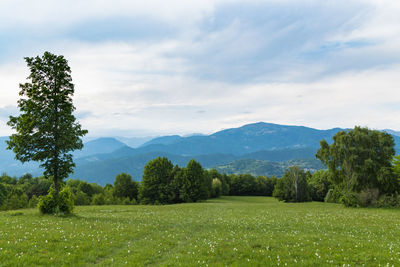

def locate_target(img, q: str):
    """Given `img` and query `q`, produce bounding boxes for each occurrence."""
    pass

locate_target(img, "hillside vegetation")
[1,196,399,266]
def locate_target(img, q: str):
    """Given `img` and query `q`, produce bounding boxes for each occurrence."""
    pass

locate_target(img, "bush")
[357,188,380,207]
[3,193,28,210]
[0,183,8,207]
[73,191,91,206]
[38,187,74,215]
[92,193,105,205]
[1,187,28,210]
[375,194,400,208]
[324,188,342,203]
[28,195,39,208]
[340,192,360,207]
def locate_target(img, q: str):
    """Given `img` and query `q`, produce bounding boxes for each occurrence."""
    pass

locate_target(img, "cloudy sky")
[1,0,400,137]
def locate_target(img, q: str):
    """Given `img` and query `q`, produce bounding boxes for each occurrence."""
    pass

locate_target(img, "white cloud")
[1,0,400,137]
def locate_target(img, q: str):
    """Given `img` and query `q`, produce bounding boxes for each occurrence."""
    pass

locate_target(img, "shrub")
[375,194,400,208]
[340,192,360,207]
[3,193,29,210]
[0,183,8,207]
[1,187,28,210]
[357,188,380,207]
[28,195,39,208]
[38,187,74,215]
[122,197,132,205]
[324,188,342,203]
[92,193,105,205]
[73,191,91,206]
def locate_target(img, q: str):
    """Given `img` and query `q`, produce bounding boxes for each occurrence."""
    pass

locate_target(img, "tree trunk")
[54,176,59,195]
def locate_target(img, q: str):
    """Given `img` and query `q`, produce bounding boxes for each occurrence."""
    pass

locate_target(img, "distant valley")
[1,122,400,185]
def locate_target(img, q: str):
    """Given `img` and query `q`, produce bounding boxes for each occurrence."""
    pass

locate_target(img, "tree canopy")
[7,52,87,196]
[316,126,397,197]
[273,166,310,202]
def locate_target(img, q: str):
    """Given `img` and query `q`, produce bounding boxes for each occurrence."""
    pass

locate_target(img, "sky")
[1,0,400,137]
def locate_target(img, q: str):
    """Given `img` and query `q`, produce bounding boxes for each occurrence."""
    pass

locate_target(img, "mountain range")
[1,122,399,185]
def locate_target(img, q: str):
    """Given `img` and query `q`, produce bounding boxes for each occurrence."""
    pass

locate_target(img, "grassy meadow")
[1,196,400,266]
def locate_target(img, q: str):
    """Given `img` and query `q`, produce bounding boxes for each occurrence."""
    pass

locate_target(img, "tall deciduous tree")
[182,159,209,202]
[7,52,87,195]
[273,166,310,202]
[113,173,138,200]
[316,127,397,195]
[140,157,174,204]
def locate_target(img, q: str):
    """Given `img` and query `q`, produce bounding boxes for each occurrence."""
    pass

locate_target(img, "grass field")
[1,196,400,266]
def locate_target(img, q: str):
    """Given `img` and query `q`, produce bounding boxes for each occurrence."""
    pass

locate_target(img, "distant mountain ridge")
[100,122,345,157]
[1,122,400,184]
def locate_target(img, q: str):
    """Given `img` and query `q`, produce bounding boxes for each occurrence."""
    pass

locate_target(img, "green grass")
[1,196,400,266]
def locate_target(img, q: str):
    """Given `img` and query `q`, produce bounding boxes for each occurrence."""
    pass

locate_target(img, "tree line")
[3,125,400,212]
[274,127,400,208]
[0,158,280,211]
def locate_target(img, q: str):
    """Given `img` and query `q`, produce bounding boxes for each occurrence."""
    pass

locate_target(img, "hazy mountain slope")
[140,135,183,147]
[0,137,42,177]
[214,158,324,177]
[114,136,153,148]
[1,122,400,181]
[118,122,344,156]
[0,137,126,177]
[71,152,238,185]
[72,137,126,158]
[71,148,322,185]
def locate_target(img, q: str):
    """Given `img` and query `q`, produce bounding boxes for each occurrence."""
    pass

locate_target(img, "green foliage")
[0,183,7,207]
[28,195,39,208]
[308,170,332,202]
[25,177,52,199]
[91,193,105,205]
[229,174,257,195]
[376,194,400,208]
[324,188,343,203]
[255,176,277,196]
[140,157,174,204]
[393,155,400,184]
[0,186,28,210]
[211,178,222,198]
[73,191,91,206]
[215,158,323,178]
[316,127,397,196]
[0,173,17,185]
[7,52,87,195]
[38,186,74,215]
[113,173,138,200]
[273,166,310,202]
[207,169,230,196]
[169,166,188,203]
[183,159,209,202]
[340,192,360,207]
[357,188,380,207]
[78,181,95,197]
